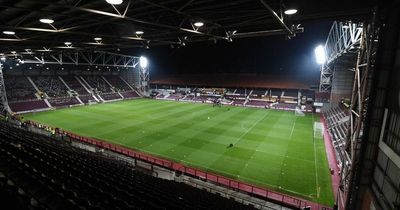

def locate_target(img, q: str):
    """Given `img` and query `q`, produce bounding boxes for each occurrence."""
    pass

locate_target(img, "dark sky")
[130,21,332,83]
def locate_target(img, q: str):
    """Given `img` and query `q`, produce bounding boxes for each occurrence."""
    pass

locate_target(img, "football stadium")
[0,1,399,210]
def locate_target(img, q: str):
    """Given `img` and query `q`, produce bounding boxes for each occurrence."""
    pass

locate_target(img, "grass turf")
[24,98,334,205]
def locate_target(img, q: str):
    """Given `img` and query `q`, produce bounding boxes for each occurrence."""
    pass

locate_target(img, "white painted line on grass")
[289,119,296,139]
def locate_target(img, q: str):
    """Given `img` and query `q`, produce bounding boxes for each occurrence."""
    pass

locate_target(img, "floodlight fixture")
[3,31,15,35]
[106,0,123,5]
[64,42,72,46]
[284,9,297,15]
[135,31,144,35]
[11,51,17,54]
[0,57,5,61]
[94,37,102,41]
[139,56,148,68]
[193,21,204,27]
[40,18,54,24]
[314,45,326,64]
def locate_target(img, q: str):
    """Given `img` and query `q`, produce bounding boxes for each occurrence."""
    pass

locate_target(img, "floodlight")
[314,45,326,64]
[284,9,297,15]
[94,37,102,41]
[64,42,72,45]
[105,0,123,5]
[0,57,5,61]
[3,31,15,35]
[139,56,148,68]
[40,18,54,24]
[11,51,16,54]
[193,22,204,27]
[135,31,144,35]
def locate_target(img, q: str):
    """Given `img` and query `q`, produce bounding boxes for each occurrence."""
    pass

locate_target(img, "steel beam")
[258,0,294,36]
[21,51,139,68]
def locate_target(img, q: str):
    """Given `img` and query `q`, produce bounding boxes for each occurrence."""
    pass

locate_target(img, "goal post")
[313,122,324,139]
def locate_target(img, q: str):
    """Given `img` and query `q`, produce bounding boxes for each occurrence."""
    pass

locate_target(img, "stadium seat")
[0,122,255,210]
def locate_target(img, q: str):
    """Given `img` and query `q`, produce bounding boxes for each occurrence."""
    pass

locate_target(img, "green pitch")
[24,99,334,206]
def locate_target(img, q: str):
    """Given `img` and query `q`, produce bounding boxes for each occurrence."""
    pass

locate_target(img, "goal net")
[313,122,324,139]
[294,106,305,117]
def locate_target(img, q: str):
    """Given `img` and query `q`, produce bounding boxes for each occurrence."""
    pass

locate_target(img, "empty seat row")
[0,122,255,210]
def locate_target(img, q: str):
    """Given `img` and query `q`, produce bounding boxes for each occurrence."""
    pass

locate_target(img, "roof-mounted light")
[40,18,54,24]
[284,9,297,15]
[106,0,123,5]
[3,31,15,35]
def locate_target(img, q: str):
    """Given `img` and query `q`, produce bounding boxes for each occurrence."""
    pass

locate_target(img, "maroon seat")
[9,100,49,112]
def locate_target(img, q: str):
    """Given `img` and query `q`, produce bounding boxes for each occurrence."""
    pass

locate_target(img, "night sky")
[130,21,332,84]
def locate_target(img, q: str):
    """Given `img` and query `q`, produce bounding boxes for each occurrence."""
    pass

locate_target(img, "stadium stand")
[166,93,183,100]
[302,90,315,100]
[106,76,132,92]
[232,99,246,106]
[283,89,298,98]
[8,100,49,113]
[4,76,37,102]
[246,100,270,107]
[150,74,310,90]
[270,89,282,97]
[78,95,97,104]
[31,76,69,98]
[48,97,81,107]
[99,92,122,101]
[61,76,89,95]
[151,86,314,112]
[271,103,297,110]
[0,121,255,210]
[84,76,112,93]
[120,91,140,99]
[235,88,247,96]
[323,106,350,167]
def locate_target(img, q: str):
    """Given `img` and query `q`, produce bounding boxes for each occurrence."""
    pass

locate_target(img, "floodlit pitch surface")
[24,99,334,205]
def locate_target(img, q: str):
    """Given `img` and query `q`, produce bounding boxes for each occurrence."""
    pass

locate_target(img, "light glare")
[40,18,54,24]
[3,31,15,35]
[139,56,148,68]
[135,31,144,35]
[194,22,204,27]
[284,9,298,15]
[106,0,123,5]
[314,45,326,64]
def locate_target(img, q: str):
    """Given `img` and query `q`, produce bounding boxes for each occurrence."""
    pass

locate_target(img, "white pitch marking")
[289,120,296,139]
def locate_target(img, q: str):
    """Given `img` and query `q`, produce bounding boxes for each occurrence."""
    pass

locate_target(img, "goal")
[294,106,305,116]
[313,122,324,139]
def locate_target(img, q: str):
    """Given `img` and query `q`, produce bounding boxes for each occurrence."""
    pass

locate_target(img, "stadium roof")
[0,0,375,55]
[150,74,312,89]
